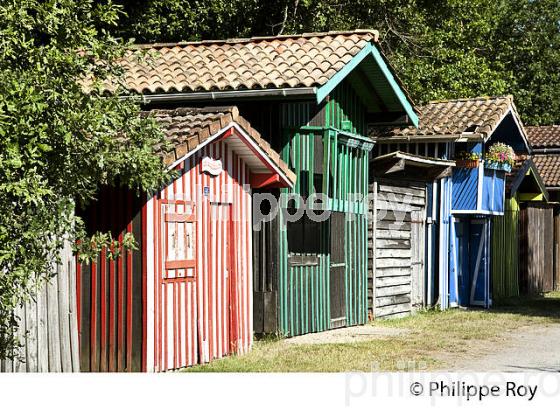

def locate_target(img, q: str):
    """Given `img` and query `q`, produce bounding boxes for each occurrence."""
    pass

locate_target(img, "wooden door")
[159,199,198,370]
[208,203,236,358]
[329,212,346,328]
[411,210,425,308]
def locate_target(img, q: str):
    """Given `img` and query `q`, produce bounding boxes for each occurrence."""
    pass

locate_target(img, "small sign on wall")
[202,156,222,176]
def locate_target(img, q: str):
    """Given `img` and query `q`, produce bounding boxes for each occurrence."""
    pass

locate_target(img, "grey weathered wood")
[411,210,425,309]
[376,267,413,278]
[47,271,62,372]
[15,305,26,372]
[376,295,411,307]
[1,241,79,373]
[376,239,410,249]
[375,230,410,240]
[375,304,411,317]
[57,246,72,372]
[376,284,412,297]
[369,177,426,319]
[37,279,49,372]
[66,241,80,372]
[25,292,38,371]
[376,276,411,287]
[376,248,411,259]
[375,258,411,268]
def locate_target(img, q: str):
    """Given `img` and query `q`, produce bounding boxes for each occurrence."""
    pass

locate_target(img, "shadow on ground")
[492,293,560,320]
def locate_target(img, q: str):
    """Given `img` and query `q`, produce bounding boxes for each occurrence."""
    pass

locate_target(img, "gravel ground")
[284,324,409,345]
[446,324,560,372]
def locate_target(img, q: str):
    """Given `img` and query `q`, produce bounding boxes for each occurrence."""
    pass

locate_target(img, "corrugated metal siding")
[452,167,478,211]
[325,81,366,135]
[147,141,252,371]
[274,86,369,337]
[491,197,520,299]
[78,188,144,372]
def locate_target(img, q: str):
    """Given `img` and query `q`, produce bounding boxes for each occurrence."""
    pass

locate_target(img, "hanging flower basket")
[484,143,515,173]
[455,159,480,168]
[454,151,482,168]
[484,161,513,172]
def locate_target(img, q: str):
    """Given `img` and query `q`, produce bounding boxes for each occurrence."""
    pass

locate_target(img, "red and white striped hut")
[77,106,295,372]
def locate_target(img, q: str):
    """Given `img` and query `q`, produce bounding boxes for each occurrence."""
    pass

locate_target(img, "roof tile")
[146,106,295,184]
[109,31,380,94]
[526,126,560,148]
[370,96,516,140]
[532,154,560,187]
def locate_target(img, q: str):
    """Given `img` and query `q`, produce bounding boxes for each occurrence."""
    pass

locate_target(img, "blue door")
[455,220,470,306]
[469,219,491,307]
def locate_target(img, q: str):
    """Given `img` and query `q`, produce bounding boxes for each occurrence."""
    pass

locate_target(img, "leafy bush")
[0,0,169,359]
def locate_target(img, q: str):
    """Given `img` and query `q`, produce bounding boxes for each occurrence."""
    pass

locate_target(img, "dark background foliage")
[112,0,560,125]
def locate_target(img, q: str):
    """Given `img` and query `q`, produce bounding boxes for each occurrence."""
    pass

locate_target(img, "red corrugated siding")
[147,139,253,371]
[78,188,143,372]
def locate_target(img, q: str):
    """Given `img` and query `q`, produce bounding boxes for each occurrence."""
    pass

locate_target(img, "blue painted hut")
[370,96,531,311]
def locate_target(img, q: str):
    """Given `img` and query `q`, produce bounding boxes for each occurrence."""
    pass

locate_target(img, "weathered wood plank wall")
[0,241,79,372]
[368,179,426,319]
[519,204,555,295]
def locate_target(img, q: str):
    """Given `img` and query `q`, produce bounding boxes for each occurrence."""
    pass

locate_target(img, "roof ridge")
[131,29,379,49]
[426,95,513,105]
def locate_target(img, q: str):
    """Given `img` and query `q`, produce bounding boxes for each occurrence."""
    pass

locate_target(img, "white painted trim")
[167,122,294,188]
[451,210,504,216]
[477,162,483,210]
[145,195,155,372]
[450,217,460,305]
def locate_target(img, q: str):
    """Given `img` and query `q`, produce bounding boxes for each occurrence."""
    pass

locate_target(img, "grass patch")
[184,293,560,372]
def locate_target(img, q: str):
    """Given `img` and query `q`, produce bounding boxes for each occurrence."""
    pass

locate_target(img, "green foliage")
[0,0,169,359]
[111,0,560,125]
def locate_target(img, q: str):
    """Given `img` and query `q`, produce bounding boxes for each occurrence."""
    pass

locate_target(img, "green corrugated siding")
[491,196,520,299]
[276,85,369,336]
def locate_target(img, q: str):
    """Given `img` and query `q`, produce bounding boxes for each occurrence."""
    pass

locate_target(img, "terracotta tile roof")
[532,154,560,188]
[526,125,560,148]
[116,30,379,94]
[370,96,517,140]
[146,106,295,183]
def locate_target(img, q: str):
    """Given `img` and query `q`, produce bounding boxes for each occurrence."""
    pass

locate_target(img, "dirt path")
[444,323,560,372]
[284,324,409,345]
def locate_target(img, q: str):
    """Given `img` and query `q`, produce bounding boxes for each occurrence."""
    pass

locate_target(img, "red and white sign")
[202,156,222,176]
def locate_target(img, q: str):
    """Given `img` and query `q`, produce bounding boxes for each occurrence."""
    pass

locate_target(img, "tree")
[108,0,560,125]
[0,0,169,359]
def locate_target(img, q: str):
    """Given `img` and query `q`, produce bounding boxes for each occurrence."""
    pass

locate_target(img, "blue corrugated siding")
[452,168,478,210]
[493,173,505,213]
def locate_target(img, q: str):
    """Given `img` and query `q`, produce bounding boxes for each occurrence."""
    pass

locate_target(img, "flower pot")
[484,161,512,172]
[455,159,480,169]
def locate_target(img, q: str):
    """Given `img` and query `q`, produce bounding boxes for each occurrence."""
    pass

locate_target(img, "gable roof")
[108,30,418,126]
[506,157,548,200]
[147,106,296,186]
[526,125,560,149]
[370,96,524,143]
[532,154,560,189]
[122,30,377,94]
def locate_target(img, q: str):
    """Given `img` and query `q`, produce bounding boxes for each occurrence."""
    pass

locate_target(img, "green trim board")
[316,42,419,127]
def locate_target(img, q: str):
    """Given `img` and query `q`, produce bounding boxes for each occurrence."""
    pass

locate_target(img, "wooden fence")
[519,204,555,295]
[0,240,79,372]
